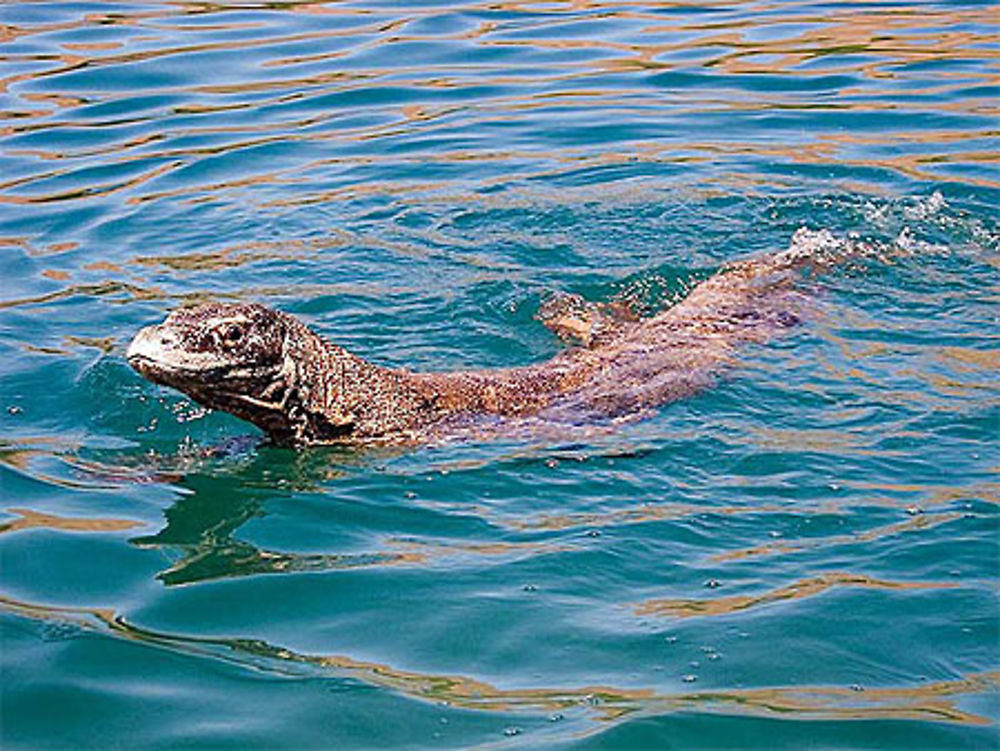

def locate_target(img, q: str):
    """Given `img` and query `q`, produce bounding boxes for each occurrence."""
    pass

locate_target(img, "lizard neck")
[269,319,582,445]
[278,326,434,445]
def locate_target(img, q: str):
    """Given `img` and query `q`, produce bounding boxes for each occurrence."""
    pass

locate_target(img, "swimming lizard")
[127,229,847,446]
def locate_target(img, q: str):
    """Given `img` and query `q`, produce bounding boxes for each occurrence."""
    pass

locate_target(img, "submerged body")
[127,230,841,446]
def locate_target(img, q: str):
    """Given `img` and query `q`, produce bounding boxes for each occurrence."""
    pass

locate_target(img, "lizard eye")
[219,323,246,349]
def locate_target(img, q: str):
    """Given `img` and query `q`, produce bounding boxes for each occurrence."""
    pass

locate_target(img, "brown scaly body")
[127,229,843,447]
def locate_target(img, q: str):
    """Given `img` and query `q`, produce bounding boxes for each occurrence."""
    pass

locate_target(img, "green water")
[1,1,997,748]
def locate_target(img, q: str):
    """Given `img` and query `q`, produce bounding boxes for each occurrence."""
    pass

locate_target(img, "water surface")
[1,1,998,748]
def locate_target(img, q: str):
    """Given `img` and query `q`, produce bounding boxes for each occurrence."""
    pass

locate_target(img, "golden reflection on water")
[809,323,1000,412]
[1,592,995,727]
[711,512,964,563]
[18,114,979,210]
[137,522,573,587]
[387,536,576,564]
[128,236,325,272]
[1,0,997,206]
[496,492,960,536]
[0,275,428,315]
[0,280,165,311]
[634,572,957,619]
[0,508,142,535]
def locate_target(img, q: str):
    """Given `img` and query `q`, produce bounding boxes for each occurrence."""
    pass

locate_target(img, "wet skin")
[127,230,840,447]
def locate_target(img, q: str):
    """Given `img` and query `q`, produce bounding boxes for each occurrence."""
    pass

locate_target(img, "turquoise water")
[1,0,998,747]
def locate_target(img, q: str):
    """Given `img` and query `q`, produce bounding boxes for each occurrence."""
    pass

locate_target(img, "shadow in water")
[121,440,416,587]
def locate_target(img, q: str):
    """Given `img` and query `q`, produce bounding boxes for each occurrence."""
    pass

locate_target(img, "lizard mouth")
[126,325,228,387]
[126,352,185,384]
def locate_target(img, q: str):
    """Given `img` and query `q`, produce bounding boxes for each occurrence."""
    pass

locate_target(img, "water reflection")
[2,592,996,727]
[0,508,141,535]
[98,442,406,585]
[634,572,957,619]
[121,444,586,585]
[710,511,964,563]
[1,424,987,589]
[2,0,997,211]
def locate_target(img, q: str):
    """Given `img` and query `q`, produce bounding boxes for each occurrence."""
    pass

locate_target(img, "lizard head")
[127,302,302,438]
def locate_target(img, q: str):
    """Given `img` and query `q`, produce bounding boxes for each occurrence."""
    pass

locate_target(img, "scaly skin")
[127,230,841,446]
